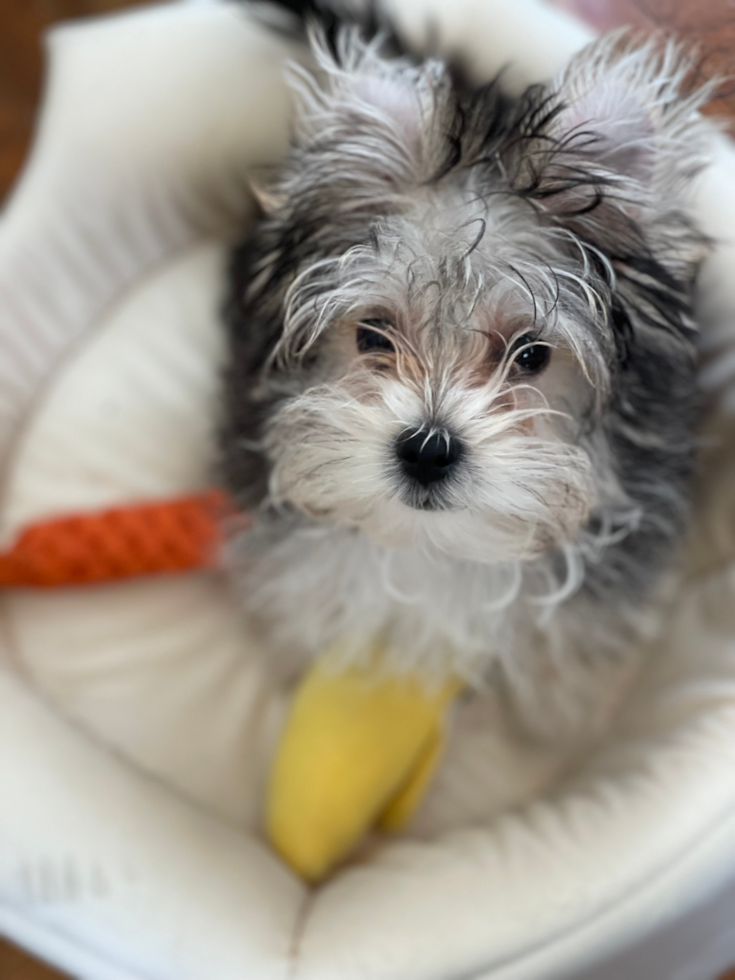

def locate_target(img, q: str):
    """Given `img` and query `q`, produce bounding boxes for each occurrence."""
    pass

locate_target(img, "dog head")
[222,29,711,569]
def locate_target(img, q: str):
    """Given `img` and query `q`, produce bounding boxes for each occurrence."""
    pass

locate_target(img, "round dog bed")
[1,1,734,978]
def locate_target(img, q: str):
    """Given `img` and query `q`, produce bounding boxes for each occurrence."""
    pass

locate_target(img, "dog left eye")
[357,319,395,354]
[511,334,550,374]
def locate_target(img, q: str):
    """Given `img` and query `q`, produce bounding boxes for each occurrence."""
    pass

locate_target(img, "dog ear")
[550,38,663,191]
[287,32,429,191]
[516,34,714,224]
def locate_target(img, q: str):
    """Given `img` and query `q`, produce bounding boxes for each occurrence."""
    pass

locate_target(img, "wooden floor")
[0,0,733,977]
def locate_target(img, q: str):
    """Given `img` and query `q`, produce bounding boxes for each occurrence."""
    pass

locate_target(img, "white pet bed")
[1,2,734,978]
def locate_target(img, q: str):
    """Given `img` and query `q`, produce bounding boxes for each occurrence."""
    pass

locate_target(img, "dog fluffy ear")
[520,34,715,219]
[287,32,428,190]
[552,69,656,190]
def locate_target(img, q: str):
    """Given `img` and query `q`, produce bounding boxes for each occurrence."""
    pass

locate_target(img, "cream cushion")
[0,2,734,979]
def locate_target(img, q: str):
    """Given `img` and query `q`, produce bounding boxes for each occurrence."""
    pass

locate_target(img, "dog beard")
[263,369,597,563]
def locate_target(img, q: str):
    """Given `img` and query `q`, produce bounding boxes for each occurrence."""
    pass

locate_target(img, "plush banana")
[266,643,461,882]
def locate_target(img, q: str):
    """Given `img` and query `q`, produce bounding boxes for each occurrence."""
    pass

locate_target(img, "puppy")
[220,2,716,743]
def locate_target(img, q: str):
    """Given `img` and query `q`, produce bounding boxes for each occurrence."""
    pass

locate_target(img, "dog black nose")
[396,428,462,487]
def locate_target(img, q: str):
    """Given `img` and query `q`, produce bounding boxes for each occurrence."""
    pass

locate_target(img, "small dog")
[220,1,716,743]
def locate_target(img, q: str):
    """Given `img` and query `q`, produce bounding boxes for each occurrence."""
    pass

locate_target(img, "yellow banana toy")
[266,643,461,882]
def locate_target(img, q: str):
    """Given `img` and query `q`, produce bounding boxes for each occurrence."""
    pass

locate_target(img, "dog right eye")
[510,333,551,374]
[357,319,395,354]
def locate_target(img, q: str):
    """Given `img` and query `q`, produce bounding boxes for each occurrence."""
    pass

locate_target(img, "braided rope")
[0,491,238,587]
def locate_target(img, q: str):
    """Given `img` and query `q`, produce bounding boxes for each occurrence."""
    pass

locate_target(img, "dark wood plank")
[0,937,70,980]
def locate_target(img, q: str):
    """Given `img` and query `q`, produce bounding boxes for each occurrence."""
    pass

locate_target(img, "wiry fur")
[220,9,716,738]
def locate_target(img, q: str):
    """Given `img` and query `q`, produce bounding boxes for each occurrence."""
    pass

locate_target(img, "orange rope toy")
[0,490,240,588]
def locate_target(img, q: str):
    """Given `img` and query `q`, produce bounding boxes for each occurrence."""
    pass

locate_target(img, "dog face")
[259,195,600,563]
[222,30,710,572]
